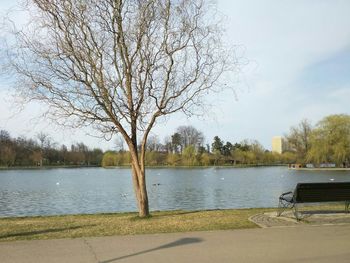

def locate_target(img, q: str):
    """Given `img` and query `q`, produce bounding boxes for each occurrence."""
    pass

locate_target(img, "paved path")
[1,225,350,263]
[250,211,350,228]
[249,213,300,228]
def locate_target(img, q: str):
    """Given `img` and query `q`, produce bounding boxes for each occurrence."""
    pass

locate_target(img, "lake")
[1,167,350,217]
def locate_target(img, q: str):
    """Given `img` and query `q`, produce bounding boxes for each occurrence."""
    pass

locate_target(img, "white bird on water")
[330,178,335,181]
[56,182,60,186]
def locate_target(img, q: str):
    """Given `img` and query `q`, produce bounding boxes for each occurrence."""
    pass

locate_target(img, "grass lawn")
[0,208,274,242]
[1,204,346,242]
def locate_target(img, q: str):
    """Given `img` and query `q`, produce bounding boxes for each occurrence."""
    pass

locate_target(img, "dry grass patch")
[1,204,346,242]
[0,208,273,242]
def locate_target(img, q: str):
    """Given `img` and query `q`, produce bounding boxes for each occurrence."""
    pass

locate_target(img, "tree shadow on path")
[100,237,203,263]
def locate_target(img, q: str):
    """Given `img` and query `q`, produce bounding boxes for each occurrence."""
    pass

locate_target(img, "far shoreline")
[2,165,350,172]
[0,164,286,170]
[289,167,350,171]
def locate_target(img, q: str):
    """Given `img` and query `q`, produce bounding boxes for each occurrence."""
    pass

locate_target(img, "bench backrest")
[294,182,350,203]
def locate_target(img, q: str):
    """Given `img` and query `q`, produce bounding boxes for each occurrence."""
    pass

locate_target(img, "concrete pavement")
[250,211,350,228]
[1,225,350,263]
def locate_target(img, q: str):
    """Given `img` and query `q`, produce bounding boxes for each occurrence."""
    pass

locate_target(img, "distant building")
[272,136,285,154]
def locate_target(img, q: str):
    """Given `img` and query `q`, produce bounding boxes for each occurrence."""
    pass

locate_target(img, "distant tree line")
[3,114,347,168]
[102,125,290,167]
[285,114,350,167]
[0,130,103,167]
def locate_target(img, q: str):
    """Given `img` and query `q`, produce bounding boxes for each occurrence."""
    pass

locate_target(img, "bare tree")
[114,136,125,152]
[177,125,204,150]
[285,119,312,162]
[146,134,161,152]
[36,132,48,148]
[36,132,50,166]
[163,136,172,153]
[3,0,235,217]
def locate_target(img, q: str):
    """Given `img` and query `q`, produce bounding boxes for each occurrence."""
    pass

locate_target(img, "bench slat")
[295,182,350,203]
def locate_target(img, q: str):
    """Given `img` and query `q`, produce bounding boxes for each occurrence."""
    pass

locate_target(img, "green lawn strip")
[1,204,346,242]
[0,208,274,242]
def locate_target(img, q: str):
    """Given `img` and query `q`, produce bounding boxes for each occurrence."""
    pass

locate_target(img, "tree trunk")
[137,169,149,217]
[131,160,149,217]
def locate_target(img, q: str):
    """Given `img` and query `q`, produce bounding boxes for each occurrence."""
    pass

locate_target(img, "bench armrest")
[281,191,293,196]
[279,191,294,203]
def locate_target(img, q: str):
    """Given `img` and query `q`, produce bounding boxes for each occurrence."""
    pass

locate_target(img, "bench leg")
[346,201,350,213]
[277,199,294,217]
[293,204,300,221]
[277,199,284,216]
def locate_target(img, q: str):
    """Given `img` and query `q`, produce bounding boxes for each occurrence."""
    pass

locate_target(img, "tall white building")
[272,136,284,154]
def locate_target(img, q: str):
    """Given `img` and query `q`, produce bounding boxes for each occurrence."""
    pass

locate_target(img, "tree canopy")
[307,114,350,165]
[2,0,235,217]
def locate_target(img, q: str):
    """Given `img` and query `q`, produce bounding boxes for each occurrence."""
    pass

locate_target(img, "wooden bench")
[277,182,350,220]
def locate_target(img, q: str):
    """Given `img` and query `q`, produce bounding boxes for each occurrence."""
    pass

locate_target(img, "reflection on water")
[0,167,350,217]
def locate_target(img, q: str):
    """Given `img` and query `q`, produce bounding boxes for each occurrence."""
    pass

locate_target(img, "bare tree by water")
[177,125,204,150]
[285,119,312,162]
[36,132,50,166]
[146,134,162,152]
[3,0,236,217]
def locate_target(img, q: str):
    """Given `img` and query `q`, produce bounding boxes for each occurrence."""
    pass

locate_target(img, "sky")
[0,0,350,151]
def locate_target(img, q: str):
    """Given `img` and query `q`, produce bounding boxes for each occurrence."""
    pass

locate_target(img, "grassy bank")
[0,208,274,242]
[1,204,348,242]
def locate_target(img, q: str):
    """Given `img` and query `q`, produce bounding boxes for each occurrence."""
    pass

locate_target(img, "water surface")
[1,167,350,217]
